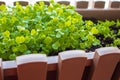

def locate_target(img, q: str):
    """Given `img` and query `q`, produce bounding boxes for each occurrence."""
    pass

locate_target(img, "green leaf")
[56,33,61,38]
[44,36,52,44]
[17,26,25,31]
[117,20,120,27]
[18,44,28,52]
[8,39,15,46]
[86,20,93,26]
[114,39,120,46]
[2,38,9,43]
[91,27,99,34]
[3,30,10,38]
[9,54,16,60]
[39,1,45,6]
[12,46,18,52]
[93,39,100,46]
[15,36,25,44]
[24,50,31,54]
[65,21,71,26]
[87,34,93,40]
[52,41,60,50]
[0,4,7,11]
[31,29,37,35]
[40,34,46,39]
[53,17,58,22]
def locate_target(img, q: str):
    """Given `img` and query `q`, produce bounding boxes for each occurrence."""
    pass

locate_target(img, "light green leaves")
[44,36,52,44]
[93,39,100,46]
[15,36,25,44]
[11,17,18,24]
[53,17,58,22]
[17,26,25,31]
[12,47,18,52]
[65,21,71,27]
[18,44,28,52]
[3,30,10,38]
[39,1,45,6]
[12,44,28,53]
[56,33,61,38]
[114,39,120,46]
[0,4,7,11]
[9,54,16,60]
[52,41,60,50]
[58,9,63,14]
[117,20,120,27]
[86,20,93,26]
[31,29,37,35]
[91,27,99,34]
[0,17,7,24]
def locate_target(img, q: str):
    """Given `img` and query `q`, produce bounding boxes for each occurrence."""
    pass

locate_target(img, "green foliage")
[0,1,119,60]
[97,20,115,37]
[114,39,120,46]
[0,1,83,60]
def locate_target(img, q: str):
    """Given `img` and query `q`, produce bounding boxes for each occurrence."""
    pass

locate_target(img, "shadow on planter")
[57,1,70,6]
[94,1,105,8]
[76,1,88,9]
[111,1,120,8]
[14,1,28,6]
[0,1,5,6]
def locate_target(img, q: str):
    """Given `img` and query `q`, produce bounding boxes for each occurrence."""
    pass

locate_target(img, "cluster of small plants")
[0,0,119,60]
[82,20,120,52]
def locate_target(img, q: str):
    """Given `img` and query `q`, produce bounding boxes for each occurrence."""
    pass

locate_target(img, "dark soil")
[83,18,120,53]
[85,45,101,52]
[83,17,98,23]
[116,35,120,38]
[94,34,104,41]
[48,48,73,56]
[48,51,58,56]
[117,45,120,49]
[104,37,114,44]
[109,24,119,34]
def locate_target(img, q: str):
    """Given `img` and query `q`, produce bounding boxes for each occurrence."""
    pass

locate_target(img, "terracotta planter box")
[0,47,120,80]
[0,0,120,80]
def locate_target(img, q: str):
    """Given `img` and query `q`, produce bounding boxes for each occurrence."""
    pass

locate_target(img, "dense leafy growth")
[0,1,119,60]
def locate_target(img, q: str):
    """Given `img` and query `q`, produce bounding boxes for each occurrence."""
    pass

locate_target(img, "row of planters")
[0,0,120,60]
